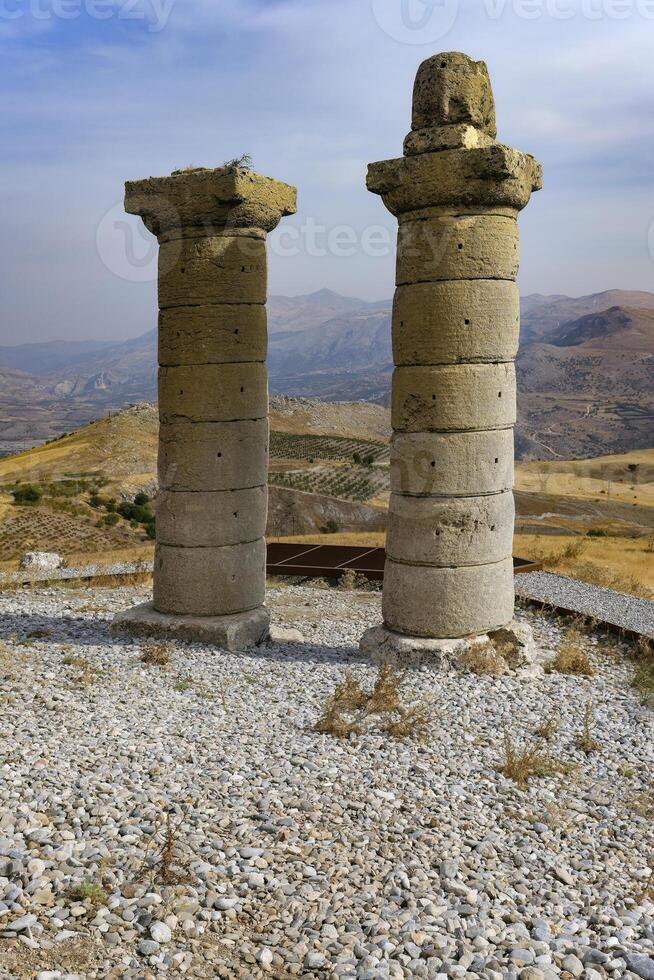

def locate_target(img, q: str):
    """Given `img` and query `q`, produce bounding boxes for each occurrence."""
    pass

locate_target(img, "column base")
[359,621,536,671]
[112,602,271,651]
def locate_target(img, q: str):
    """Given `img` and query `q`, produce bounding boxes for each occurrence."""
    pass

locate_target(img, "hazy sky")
[2,0,653,343]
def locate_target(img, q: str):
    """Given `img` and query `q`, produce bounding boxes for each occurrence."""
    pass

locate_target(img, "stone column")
[361,53,541,652]
[113,166,296,649]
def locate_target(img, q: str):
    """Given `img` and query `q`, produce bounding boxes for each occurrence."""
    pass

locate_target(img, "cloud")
[0,0,652,342]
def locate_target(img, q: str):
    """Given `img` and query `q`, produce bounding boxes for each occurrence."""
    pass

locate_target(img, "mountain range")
[0,287,652,460]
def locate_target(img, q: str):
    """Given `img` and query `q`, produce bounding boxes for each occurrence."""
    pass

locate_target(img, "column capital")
[367,51,542,216]
[124,166,297,239]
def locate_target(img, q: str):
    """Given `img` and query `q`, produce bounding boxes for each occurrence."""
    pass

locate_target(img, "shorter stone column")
[113,166,296,649]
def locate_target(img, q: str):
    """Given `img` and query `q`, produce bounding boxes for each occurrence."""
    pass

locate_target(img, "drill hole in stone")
[464,319,470,325]
[498,391,502,398]
[234,329,239,335]
[233,512,238,519]
[431,461,436,468]
[432,394,436,400]
[240,386,244,393]
[217,452,222,459]
[491,525,496,531]
[457,243,463,250]
[494,457,499,464]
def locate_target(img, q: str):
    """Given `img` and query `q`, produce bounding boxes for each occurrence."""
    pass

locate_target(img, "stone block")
[159,304,267,365]
[411,52,496,136]
[158,362,268,424]
[391,363,516,432]
[112,602,271,651]
[396,213,519,285]
[157,486,267,548]
[393,280,519,365]
[158,419,268,491]
[153,538,266,617]
[158,235,266,308]
[386,490,514,566]
[382,556,514,638]
[124,167,297,238]
[390,429,513,496]
[367,143,542,216]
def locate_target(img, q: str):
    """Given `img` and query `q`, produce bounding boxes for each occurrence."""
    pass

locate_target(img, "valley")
[0,401,651,599]
[0,287,652,460]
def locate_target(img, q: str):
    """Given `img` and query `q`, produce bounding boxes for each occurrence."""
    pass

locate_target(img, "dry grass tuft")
[338,569,370,591]
[140,642,171,668]
[136,811,188,888]
[547,628,595,676]
[575,702,600,754]
[460,640,507,676]
[632,638,654,707]
[499,732,571,788]
[315,663,430,741]
[632,791,654,819]
[535,714,560,740]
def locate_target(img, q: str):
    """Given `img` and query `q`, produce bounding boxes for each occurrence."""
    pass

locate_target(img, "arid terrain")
[0,400,651,599]
[1,288,652,461]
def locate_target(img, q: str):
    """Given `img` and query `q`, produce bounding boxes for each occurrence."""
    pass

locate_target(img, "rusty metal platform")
[266,543,541,581]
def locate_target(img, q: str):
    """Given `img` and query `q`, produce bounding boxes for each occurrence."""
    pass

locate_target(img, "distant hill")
[547,306,654,350]
[520,289,654,344]
[0,287,652,459]
[0,398,391,493]
[268,288,388,335]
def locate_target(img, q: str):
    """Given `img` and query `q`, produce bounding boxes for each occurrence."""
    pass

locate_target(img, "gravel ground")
[1,582,653,979]
[516,572,654,639]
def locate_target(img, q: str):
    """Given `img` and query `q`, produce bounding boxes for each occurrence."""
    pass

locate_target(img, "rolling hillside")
[0,288,652,460]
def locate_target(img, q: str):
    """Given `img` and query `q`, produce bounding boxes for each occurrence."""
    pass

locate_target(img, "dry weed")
[460,640,507,676]
[315,664,429,741]
[535,715,560,740]
[499,732,571,788]
[547,628,595,676]
[338,569,370,591]
[136,811,188,888]
[632,636,654,707]
[140,642,171,667]
[575,702,600,754]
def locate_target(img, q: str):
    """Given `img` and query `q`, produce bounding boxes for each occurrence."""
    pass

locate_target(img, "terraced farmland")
[269,463,389,502]
[269,431,390,463]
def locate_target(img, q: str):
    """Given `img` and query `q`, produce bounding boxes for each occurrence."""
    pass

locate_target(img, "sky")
[1,0,653,343]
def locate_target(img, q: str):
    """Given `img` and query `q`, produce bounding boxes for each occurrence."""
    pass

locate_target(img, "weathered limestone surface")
[159,419,269,492]
[393,280,520,366]
[157,487,267,548]
[159,363,269,423]
[158,236,267,307]
[113,166,296,649]
[158,305,267,365]
[154,539,267,618]
[382,557,515,639]
[361,52,540,646]
[396,214,519,284]
[391,363,516,433]
[390,429,514,497]
[386,491,514,567]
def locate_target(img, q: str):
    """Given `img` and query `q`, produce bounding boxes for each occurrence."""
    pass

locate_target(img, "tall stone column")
[113,166,296,649]
[361,53,541,651]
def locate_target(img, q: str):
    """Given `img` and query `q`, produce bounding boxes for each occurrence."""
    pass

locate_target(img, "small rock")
[150,921,172,944]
